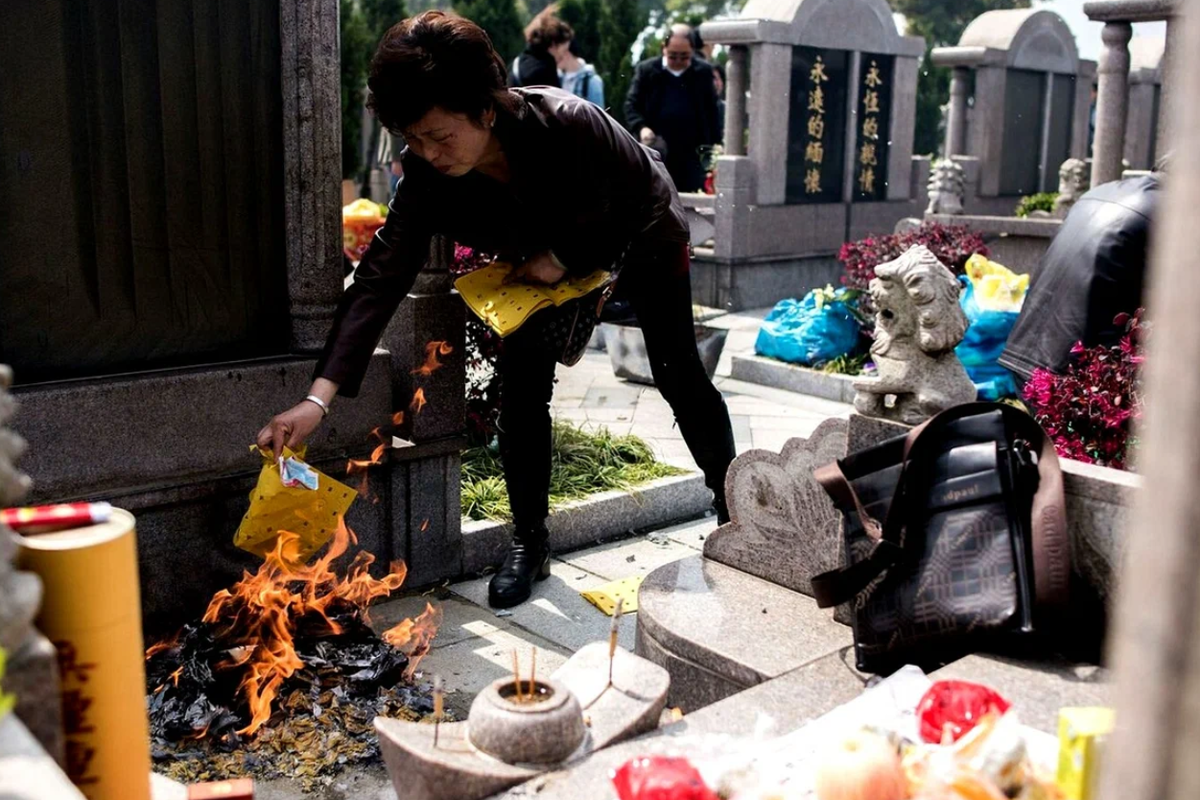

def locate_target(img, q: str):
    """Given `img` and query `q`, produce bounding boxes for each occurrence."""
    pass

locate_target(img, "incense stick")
[511,649,522,701]
[529,647,537,698]
[433,675,444,747]
[608,597,624,688]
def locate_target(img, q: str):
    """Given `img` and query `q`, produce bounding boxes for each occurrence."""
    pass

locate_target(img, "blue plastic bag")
[955,277,1019,400]
[755,288,861,367]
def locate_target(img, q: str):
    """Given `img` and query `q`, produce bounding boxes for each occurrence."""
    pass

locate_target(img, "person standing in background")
[624,24,720,193]
[387,131,405,194]
[510,6,571,88]
[558,39,605,107]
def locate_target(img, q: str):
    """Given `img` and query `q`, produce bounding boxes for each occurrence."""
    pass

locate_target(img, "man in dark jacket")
[624,24,720,193]
[1000,170,1162,383]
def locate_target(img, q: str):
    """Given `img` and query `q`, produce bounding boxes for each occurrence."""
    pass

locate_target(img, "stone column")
[724,46,748,156]
[282,0,344,352]
[380,235,466,588]
[748,43,793,205]
[1097,5,1200,799]
[945,67,970,158]
[1091,21,1133,187]
[1157,15,1180,162]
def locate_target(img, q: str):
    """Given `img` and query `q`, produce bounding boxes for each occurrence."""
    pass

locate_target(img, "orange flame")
[392,411,405,426]
[382,602,444,679]
[190,517,438,736]
[410,388,427,415]
[411,341,454,377]
[420,519,430,532]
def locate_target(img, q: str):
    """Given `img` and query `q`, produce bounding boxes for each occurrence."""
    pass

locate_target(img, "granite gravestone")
[704,418,848,596]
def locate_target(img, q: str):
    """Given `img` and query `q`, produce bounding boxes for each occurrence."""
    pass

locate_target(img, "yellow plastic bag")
[233,446,357,563]
[454,262,611,337]
[964,254,1029,313]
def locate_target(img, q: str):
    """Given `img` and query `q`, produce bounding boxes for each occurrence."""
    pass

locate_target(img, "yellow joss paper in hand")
[233,446,357,563]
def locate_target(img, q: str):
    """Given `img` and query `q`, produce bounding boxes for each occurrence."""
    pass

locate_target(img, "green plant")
[461,422,687,520]
[820,352,870,376]
[558,0,604,63]
[598,0,644,123]
[454,0,525,63]
[341,0,375,180]
[1014,192,1058,218]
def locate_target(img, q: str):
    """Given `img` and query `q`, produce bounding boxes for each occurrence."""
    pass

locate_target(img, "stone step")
[634,553,853,712]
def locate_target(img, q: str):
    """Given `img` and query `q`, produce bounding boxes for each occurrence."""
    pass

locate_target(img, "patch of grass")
[819,352,870,376]
[461,421,688,522]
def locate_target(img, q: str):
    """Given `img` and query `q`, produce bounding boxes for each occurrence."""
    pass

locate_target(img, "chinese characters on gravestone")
[787,47,847,204]
[805,55,829,195]
[855,56,893,201]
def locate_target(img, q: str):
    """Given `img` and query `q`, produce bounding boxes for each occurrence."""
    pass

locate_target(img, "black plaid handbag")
[810,403,1072,674]
[526,250,627,367]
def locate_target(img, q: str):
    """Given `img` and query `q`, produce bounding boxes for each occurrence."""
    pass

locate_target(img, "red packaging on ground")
[917,680,1012,744]
[611,756,718,800]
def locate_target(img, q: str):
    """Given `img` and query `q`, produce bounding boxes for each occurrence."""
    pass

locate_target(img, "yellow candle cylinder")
[16,508,151,800]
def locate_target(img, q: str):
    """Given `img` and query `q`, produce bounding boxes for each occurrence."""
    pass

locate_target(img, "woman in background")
[509,6,571,88]
[558,39,605,107]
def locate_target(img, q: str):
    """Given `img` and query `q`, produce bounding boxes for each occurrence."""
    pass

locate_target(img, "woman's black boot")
[488,526,552,608]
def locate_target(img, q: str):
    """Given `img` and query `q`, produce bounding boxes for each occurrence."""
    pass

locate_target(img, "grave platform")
[489,653,1109,799]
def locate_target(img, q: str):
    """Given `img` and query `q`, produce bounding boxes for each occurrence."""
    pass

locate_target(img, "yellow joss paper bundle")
[964,254,1030,313]
[455,263,611,337]
[233,446,356,563]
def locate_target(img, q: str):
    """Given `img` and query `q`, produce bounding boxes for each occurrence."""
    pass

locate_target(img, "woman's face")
[402,106,496,177]
[550,41,571,67]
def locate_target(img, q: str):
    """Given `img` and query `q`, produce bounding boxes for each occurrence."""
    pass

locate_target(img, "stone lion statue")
[1054,158,1089,218]
[853,246,977,425]
[925,158,964,216]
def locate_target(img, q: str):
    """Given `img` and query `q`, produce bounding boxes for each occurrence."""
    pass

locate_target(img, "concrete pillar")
[724,46,748,156]
[1098,6,1200,798]
[281,0,344,352]
[1092,21,1133,187]
[747,43,792,205]
[1157,16,1180,162]
[946,67,970,157]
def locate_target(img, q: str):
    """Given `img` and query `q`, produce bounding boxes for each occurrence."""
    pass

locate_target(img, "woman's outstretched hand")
[507,251,566,285]
[256,401,325,461]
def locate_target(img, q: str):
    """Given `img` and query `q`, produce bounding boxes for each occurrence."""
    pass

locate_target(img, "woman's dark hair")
[367,11,519,133]
[524,5,573,52]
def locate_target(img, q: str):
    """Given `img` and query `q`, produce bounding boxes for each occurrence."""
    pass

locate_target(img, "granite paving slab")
[930,654,1110,734]
[657,516,717,551]
[635,554,852,704]
[563,535,701,582]
[369,594,512,650]
[453,559,638,654]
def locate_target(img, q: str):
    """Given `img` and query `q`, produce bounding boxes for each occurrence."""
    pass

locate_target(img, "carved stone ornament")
[853,246,978,425]
[925,158,965,216]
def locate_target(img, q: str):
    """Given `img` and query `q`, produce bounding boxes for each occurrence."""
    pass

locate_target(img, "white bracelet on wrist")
[305,395,331,417]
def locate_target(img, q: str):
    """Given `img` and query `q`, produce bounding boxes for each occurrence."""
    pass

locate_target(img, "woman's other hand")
[508,251,566,285]
[639,127,656,146]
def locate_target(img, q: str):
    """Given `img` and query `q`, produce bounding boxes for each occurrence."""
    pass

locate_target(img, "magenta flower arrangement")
[838,221,989,291]
[1024,310,1148,471]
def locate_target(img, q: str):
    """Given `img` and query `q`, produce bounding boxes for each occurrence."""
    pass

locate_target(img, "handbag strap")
[811,403,1070,614]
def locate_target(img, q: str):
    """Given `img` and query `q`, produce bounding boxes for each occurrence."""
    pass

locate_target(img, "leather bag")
[810,403,1071,674]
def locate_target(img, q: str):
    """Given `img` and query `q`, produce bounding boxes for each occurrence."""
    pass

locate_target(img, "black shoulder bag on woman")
[811,403,1072,674]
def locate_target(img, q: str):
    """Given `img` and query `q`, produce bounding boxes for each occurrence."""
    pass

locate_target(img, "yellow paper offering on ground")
[581,576,644,615]
[455,263,611,337]
[233,446,356,563]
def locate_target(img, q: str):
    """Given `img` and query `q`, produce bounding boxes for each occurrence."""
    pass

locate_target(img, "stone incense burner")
[375,642,670,800]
